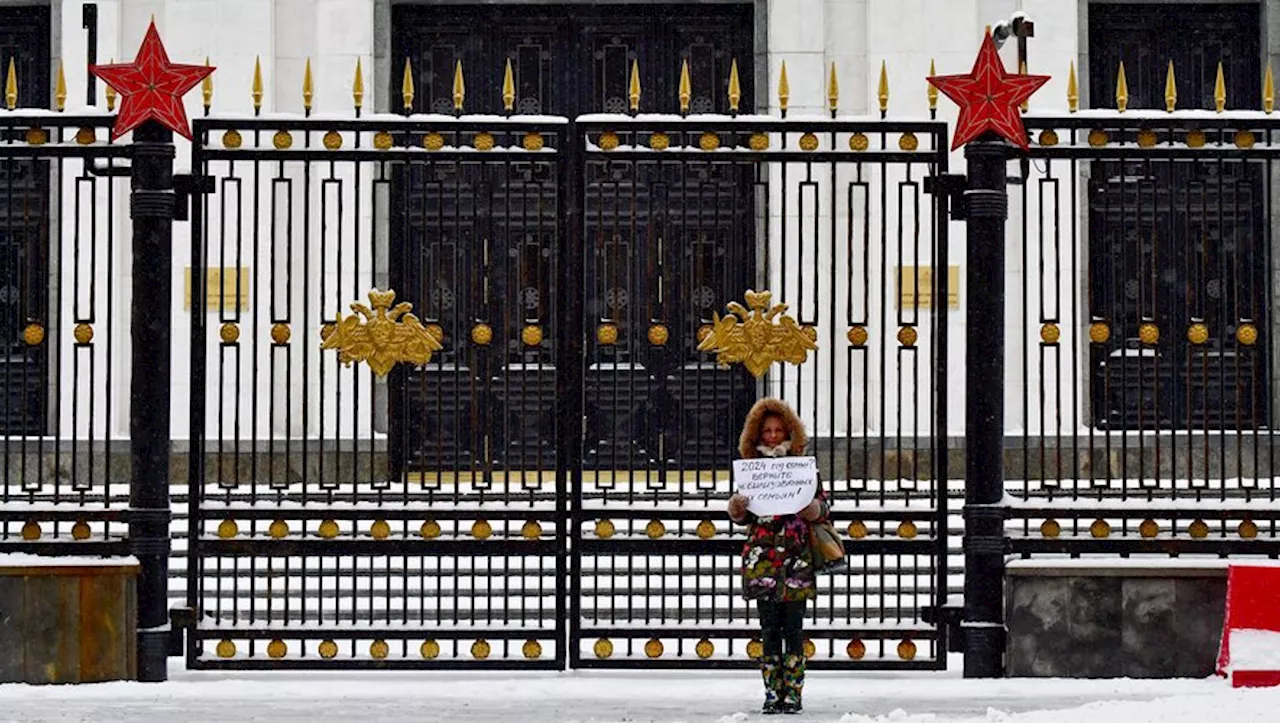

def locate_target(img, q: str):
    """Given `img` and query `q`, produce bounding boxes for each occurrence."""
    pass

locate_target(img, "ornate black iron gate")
[183,68,952,669]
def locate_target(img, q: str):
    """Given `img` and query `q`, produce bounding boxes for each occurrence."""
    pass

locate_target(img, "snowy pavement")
[1,659,1277,722]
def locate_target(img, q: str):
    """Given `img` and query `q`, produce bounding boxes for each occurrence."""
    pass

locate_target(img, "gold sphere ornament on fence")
[318,640,339,659]
[216,639,236,658]
[220,322,240,344]
[373,131,394,150]
[521,520,542,539]
[695,639,714,659]
[270,323,291,345]
[594,638,613,659]
[323,131,342,150]
[847,325,868,347]
[473,132,495,151]
[1038,129,1058,147]
[370,639,389,659]
[522,640,542,659]
[269,519,289,539]
[897,639,917,661]
[849,133,869,151]
[1186,129,1207,148]
[25,127,47,146]
[594,519,615,539]
[1040,519,1061,538]
[1136,128,1158,148]
[802,325,818,343]
[76,127,96,145]
[471,323,493,346]
[217,519,239,539]
[1188,323,1209,345]
[471,639,491,659]
[424,323,444,344]
[74,323,94,345]
[649,132,670,151]
[317,519,340,539]
[1189,519,1210,539]
[222,129,243,149]
[746,638,764,660]
[273,130,293,150]
[898,132,919,152]
[522,132,544,151]
[897,326,917,347]
[420,639,440,659]
[421,519,442,539]
[847,639,866,659]
[749,132,769,151]
[848,520,868,539]
[1089,322,1110,344]
[472,519,493,540]
[22,323,43,346]
[1237,323,1259,346]
[71,520,90,540]
[798,133,819,151]
[422,132,445,151]
[802,639,816,658]
[597,323,619,346]
[267,639,287,659]
[1240,520,1259,539]
[647,324,669,346]
[1138,323,1159,345]
[696,519,716,539]
[20,520,40,541]
[1090,519,1111,538]
[897,520,918,539]
[1087,129,1109,147]
[598,131,620,151]
[1040,323,1060,344]
[644,639,664,658]
[370,519,391,540]
[646,519,666,539]
[696,324,713,343]
[1236,130,1257,149]
[1139,519,1159,538]
[699,131,720,151]
[522,325,543,347]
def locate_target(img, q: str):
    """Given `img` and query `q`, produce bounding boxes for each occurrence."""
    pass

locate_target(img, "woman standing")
[727,398,829,715]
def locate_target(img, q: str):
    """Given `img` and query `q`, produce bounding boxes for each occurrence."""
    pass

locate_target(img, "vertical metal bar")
[560,121,584,669]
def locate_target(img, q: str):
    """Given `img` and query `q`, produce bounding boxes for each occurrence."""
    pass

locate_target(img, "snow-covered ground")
[0,658,1276,722]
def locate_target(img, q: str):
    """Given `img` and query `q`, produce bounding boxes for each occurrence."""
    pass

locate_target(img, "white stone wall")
[41,0,1094,442]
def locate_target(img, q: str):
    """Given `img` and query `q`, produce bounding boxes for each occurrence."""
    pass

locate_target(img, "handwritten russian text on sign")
[733,456,818,516]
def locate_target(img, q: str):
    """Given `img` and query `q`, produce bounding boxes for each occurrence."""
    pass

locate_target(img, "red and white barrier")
[1216,565,1280,688]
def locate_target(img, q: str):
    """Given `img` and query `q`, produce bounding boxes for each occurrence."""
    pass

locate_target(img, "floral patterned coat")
[731,398,832,602]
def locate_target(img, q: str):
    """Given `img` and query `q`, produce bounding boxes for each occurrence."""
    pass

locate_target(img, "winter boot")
[780,653,806,714]
[759,655,784,714]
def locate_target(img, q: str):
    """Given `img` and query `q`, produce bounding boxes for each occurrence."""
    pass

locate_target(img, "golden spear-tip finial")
[503,58,516,114]
[778,60,790,114]
[878,60,889,116]
[1019,60,1029,112]
[252,56,263,112]
[1067,60,1078,113]
[678,58,691,115]
[728,58,741,115]
[1115,61,1128,113]
[827,61,839,114]
[629,59,641,113]
[401,57,414,112]
[353,57,364,111]
[928,58,938,112]
[452,60,465,113]
[55,58,67,112]
[5,57,16,110]
[302,57,314,113]
[104,59,117,111]
[1265,62,1274,114]
[1215,61,1226,112]
[201,57,213,111]
[1164,60,1176,112]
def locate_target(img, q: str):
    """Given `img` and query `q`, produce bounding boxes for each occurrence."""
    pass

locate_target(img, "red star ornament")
[927,28,1049,151]
[89,21,214,140]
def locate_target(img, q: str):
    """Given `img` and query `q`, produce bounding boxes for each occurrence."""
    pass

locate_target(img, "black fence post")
[129,120,176,682]
[961,134,1010,678]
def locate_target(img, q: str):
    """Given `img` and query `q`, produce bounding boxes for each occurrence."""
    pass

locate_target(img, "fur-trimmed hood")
[738,397,808,459]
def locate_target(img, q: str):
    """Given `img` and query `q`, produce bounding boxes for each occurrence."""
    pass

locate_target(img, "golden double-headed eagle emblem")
[696,290,817,377]
[320,289,442,377]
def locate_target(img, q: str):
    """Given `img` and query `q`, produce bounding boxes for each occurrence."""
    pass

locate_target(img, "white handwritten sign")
[733,456,818,516]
